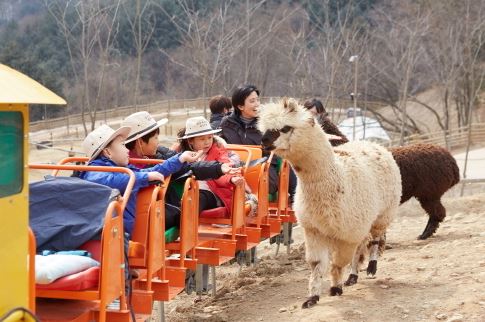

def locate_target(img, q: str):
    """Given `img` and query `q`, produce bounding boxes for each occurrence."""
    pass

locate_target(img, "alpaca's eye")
[280,126,293,134]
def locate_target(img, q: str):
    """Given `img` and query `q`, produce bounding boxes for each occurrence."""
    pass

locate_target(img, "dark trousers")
[165,203,181,230]
[198,190,219,213]
[165,185,219,220]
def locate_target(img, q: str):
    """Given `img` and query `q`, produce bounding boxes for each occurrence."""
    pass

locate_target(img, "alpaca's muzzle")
[261,129,280,151]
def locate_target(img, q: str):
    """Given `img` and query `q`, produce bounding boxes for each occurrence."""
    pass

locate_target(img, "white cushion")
[35,254,100,284]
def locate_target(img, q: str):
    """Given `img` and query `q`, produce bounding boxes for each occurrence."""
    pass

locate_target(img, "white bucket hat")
[122,111,168,144]
[181,116,221,139]
[82,124,131,161]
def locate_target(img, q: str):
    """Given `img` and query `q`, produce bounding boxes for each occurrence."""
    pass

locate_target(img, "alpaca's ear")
[283,97,297,113]
[282,97,290,109]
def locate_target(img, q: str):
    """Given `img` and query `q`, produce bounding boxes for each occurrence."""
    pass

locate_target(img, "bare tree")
[155,0,244,116]
[45,0,121,133]
[122,0,156,109]
[364,1,430,143]
[303,0,368,119]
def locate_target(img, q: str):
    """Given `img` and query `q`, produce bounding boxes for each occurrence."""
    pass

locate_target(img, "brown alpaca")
[389,144,460,239]
[321,117,460,239]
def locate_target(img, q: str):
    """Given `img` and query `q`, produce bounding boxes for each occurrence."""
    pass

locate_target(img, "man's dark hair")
[209,95,232,114]
[125,128,160,151]
[303,99,326,114]
[231,84,260,116]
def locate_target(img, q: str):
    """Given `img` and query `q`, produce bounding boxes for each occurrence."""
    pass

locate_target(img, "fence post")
[168,99,171,119]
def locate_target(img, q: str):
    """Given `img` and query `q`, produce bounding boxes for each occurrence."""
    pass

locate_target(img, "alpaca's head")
[258,98,316,157]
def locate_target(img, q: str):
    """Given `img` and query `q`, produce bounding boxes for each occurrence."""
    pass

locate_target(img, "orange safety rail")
[29,163,134,322]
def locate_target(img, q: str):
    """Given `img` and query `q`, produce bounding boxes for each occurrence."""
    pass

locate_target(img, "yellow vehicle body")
[0,64,65,320]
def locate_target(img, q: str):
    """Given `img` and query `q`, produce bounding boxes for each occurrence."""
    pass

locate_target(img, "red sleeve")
[213,146,234,187]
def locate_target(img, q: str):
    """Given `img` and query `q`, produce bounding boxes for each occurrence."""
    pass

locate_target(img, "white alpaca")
[258,98,402,308]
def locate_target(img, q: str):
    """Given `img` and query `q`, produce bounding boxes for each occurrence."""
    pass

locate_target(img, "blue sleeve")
[83,169,149,193]
[139,154,184,176]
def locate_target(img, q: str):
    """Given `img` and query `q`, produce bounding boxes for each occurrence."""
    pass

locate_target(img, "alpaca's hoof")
[418,219,440,240]
[301,295,319,309]
[344,274,358,286]
[367,260,377,276]
[329,286,343,296]
[417,229,436,240]
[417,234,428,240]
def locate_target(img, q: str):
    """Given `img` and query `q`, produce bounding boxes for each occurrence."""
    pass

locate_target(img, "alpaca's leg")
[302,228,329,309]
[344,241,367,286]
[367,207,394,276]
[366,237,380,276]
[329,241,357,296]
[418,198,446,240]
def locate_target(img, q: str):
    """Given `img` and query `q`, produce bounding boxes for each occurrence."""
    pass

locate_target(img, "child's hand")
[179,150,203,163]
[230,176,245,186]
[221,163,241,175]
[147,172,164,182]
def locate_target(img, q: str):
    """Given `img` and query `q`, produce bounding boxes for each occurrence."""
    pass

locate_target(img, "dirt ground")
[163,193,485,322]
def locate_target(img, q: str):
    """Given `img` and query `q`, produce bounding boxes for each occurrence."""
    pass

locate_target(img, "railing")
[30,98,211,132]
[29,97,387,133]
[387,123,485,149]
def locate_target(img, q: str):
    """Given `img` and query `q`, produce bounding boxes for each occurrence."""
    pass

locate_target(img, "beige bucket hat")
[82,124,131,161]
[181,116,221,139]
[122,111,168,143]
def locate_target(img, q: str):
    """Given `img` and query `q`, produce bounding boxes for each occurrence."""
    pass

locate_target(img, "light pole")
[349,55,358,140]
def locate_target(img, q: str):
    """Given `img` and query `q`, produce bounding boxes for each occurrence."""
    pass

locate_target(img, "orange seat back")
[229,180,246,237]
[252,155,272,226]
[226,145,272,228]
[169,177,199,266]
[274,159,290,217]
[98,200,125,305]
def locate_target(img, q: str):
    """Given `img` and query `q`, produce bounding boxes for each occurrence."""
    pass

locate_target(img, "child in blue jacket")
[80,124,202,236]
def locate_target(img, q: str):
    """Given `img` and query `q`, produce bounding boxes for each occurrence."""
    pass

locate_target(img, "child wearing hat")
[80,124,202,236]
[177,116,258,216]
[121,111,241,208]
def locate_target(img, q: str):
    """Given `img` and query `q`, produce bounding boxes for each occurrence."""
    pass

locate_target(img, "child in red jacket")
[177,116,257,215]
